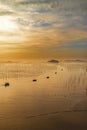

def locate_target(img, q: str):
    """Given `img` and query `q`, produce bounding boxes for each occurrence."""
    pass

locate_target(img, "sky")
[0,0,87,61]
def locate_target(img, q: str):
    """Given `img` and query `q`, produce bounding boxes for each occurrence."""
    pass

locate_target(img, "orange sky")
[0,0,87,61]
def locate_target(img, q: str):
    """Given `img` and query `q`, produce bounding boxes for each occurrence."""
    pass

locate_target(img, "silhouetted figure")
[4,82,10,87]
[46,76,50,79]
[32,79,37,82]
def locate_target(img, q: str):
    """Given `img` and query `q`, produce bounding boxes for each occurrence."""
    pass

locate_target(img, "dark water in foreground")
[0,62,87,130]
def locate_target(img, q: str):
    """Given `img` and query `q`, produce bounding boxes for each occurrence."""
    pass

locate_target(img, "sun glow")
[0,16,18,32]
[0,16,26,44]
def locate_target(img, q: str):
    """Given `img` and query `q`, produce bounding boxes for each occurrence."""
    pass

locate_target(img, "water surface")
[0,62,87,130]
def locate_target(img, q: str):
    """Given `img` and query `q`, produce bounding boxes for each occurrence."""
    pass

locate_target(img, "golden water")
[0,62,87,129]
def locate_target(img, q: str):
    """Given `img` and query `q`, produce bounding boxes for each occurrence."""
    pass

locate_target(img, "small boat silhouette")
[4,82,10,87]
[46,76,50,79]
[32,79,37,82]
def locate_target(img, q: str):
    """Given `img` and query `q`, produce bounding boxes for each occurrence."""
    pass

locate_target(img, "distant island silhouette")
[48,59,59,63]
[64,59,87,62]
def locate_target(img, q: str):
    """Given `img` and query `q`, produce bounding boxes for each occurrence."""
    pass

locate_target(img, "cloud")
[0,2,17,17]
[16,0,55,5]
[33,20,53,27]
[0,0,87,59]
